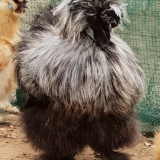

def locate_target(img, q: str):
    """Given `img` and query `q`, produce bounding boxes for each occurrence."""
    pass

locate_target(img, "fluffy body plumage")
[16,0,144,159]
[0,0,27,113]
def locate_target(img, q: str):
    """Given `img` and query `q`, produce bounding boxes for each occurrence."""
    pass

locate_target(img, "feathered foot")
[154,131,160,160]
[0,100,19,113]
[36,153,75,160]
[102,151,130,160]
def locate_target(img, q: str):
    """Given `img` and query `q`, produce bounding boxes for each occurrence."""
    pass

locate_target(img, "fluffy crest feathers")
[52,0,127,41]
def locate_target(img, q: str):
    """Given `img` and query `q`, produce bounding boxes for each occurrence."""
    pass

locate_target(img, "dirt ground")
[0,113,156,160]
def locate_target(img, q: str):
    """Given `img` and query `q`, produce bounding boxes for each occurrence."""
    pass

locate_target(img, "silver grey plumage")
[15,0,144,159]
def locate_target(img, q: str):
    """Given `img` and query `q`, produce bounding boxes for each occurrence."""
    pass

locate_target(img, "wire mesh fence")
[10,0,160,134]
[118,0,160,134]
[20,0,53,31]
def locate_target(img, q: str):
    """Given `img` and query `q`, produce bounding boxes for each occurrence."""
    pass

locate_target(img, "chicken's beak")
[14,0,29,9]
[14,0,28,14]
[19,3,28,9]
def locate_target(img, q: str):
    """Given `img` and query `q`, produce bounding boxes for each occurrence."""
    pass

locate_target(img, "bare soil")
[0,113,156,160]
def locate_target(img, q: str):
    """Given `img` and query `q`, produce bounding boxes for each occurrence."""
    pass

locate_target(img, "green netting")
[15,0,160,133]
[117,0,160,134]
[20,0,55,31]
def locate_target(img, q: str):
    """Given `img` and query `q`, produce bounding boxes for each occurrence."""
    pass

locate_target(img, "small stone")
[0,116,3,122]
[145,142,151,146]
[0,128,6,131]
[151,145,156,149]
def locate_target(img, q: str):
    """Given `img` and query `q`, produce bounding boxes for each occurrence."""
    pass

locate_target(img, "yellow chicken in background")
[0,0,27,112]
[155,131,160,160]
